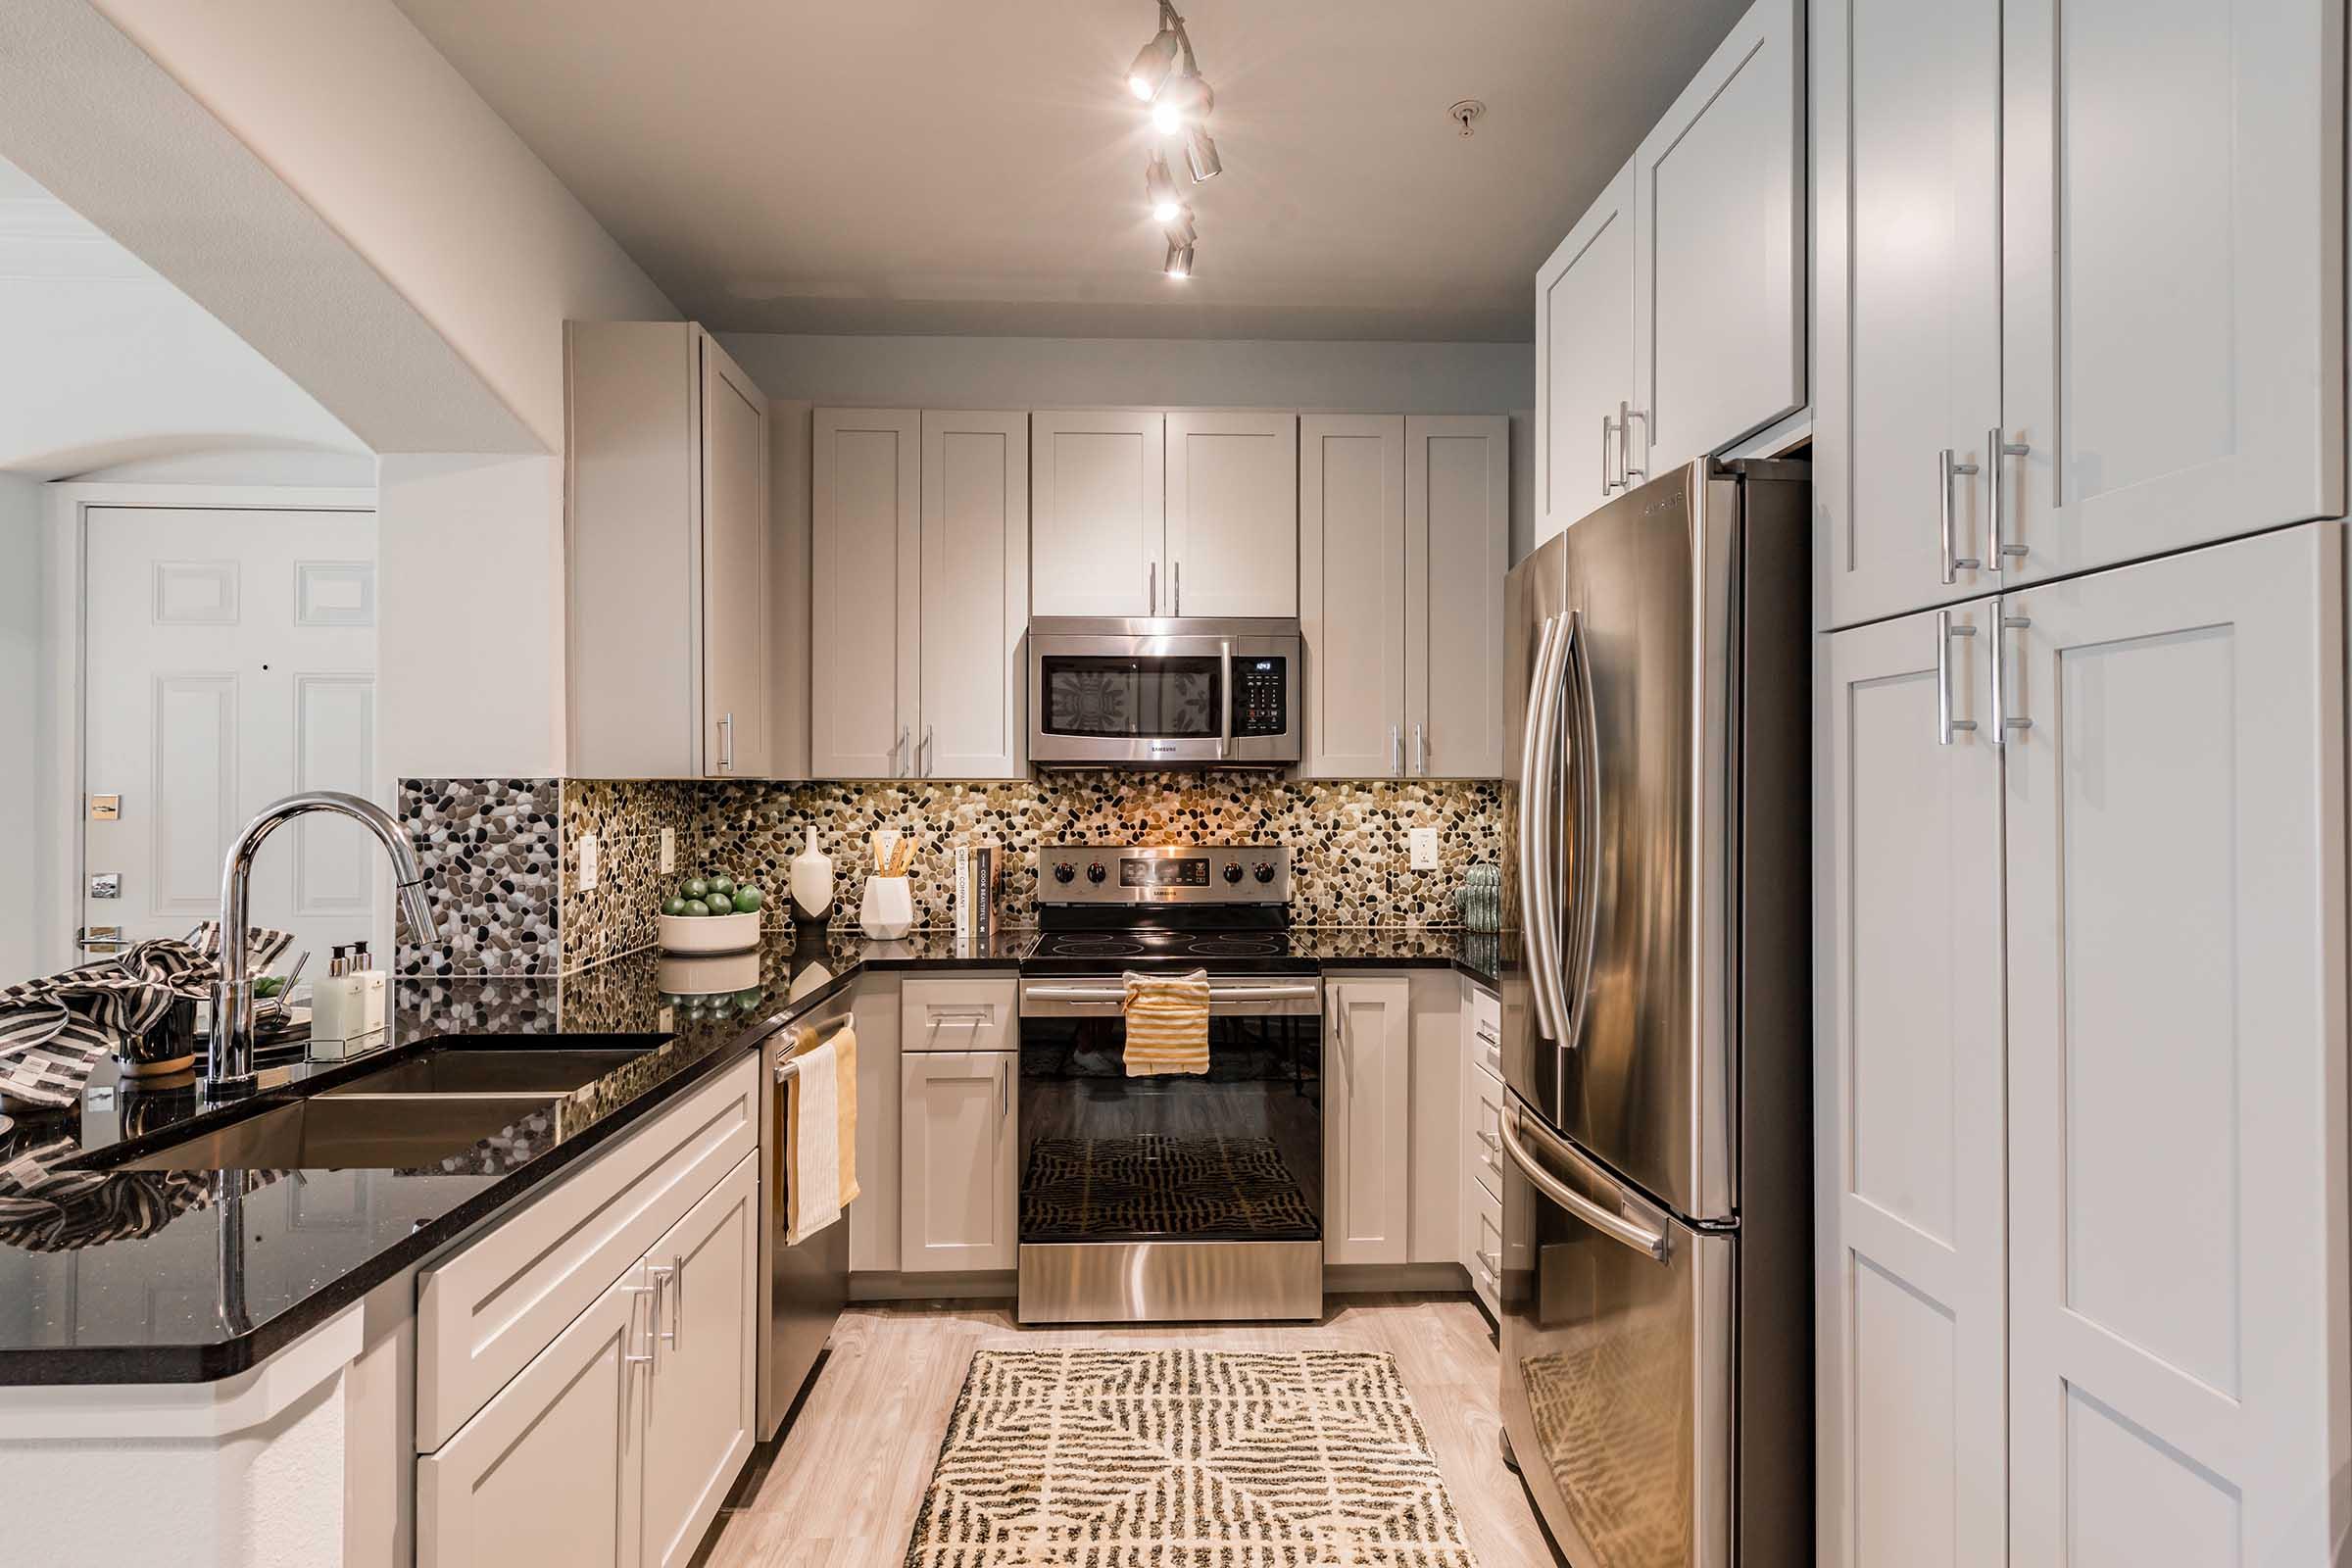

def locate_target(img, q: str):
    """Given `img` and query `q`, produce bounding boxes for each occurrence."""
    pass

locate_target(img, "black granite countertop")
[0,921,1491,1385]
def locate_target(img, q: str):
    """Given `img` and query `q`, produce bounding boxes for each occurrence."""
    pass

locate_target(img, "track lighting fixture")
[1164,240,1195,280]
[1126,24,1180,102]
[1152,72,1212,135]
[1160,206,1198,250]
[1146,151,1184,222]
[1183,124,1222,183]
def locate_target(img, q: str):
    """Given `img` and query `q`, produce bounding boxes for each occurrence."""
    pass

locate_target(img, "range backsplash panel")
[394,778,563,977]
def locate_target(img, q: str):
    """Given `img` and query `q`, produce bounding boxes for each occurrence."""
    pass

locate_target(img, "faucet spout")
[211,790,432,1094]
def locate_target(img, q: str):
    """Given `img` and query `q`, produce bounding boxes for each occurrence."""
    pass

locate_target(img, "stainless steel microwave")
[1027,617,1301,767]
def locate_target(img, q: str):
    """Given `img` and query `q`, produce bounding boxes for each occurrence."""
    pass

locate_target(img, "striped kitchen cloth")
[0,927,293,1108]
[1122,968,1211,1076]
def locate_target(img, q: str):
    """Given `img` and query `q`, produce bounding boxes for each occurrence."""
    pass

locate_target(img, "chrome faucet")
[210,790,435,1094]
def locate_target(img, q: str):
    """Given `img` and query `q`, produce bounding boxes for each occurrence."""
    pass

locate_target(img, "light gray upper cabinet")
[1630,0,1804,481]
[1534,160,1636,547]
[1300,415,1507,779]
[567,321,770,779]
[1817,0,2343,629]
[1164,411,1299,617]
[811,410,1028,779]
[1030,411,1163,617]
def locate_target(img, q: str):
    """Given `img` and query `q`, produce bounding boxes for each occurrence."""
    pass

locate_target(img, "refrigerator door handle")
[1501,1103,1670,1263]
[1517,613,1570,1045]
[1558,612,1601,1053]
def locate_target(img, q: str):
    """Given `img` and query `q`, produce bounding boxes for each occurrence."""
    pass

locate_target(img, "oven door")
[1498,1094,1734,1568]
[1027,620,1300,766]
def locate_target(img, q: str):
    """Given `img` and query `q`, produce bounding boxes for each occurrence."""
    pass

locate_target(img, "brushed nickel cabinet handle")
[1939,449,1983,584]
[1599,413,1619,495]
[1990,605,2034,744]
[1989,428,2032,564]
[1621,404,1647,486]
[1936,610,1979,746]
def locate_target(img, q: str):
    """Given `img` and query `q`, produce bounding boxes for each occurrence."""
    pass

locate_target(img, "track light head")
[1159,206,1198,249]
[1145,152,1184,222]
[1127,26,1179,101]
[1164,239,1195,280]
[1183,124,1223,182]
[1152,72,1212,134]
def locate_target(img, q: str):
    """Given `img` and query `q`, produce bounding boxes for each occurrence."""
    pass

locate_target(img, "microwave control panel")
[1233,658,1289,736]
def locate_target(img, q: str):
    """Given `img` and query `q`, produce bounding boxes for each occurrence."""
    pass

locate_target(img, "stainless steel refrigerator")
[1497,458,1812,1568]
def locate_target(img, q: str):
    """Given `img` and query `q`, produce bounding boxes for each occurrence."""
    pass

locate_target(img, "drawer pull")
[1476,1249,1500,1281]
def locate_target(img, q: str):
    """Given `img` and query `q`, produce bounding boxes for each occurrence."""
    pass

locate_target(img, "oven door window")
[1018,1013,1322,1245]
[1039,656,1221,740]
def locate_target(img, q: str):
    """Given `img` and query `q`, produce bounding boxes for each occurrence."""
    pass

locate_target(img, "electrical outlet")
[1408,825,1440,870]
[578,833,600,893]
[660,827,675,873]
[657,1004,674,1033]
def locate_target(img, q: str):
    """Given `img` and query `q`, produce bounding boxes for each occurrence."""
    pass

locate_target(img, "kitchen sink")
[320,1047,654,1100]
[113,1094,559,1171]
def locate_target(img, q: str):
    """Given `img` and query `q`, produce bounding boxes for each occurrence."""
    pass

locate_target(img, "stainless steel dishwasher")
[757,993,852,1440]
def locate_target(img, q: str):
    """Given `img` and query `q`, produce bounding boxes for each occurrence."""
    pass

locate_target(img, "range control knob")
[1052,862,1076,884]
[1222,862,1245,884]
[1086,861,1107,885]
[1252,861,1276,885]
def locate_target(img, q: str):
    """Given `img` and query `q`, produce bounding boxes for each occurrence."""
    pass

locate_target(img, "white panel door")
[1631,0,1805,478]
[810,409,919,778]
[1999,0,2342,586]
[1298,415,1405,779]
[2004,525,2350,1565]
[1030,411,1164,618]
[83,506,377,966]
[639,1152,758,1568]
[1164,411,1298,618]
[1818,601,2007,1568]
[1812,0,2002,630]
[1325,977,1411,1265]
[918,411,1028,779]
[699,337,769,778]
[1534,159,1636,543]
[1406,416,1508,779]
[417,1267,645,1568]
[900,1049,1017,1273]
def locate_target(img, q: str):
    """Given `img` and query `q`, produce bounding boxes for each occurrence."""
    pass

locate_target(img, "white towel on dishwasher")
[785,1033,852,1244]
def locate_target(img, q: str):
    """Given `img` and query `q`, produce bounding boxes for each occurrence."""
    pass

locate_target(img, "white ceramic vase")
[790,826,835,923]
[858,875,913,940]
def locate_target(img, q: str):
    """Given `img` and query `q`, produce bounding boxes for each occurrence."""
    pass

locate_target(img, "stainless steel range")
[1015,845,1325,1324]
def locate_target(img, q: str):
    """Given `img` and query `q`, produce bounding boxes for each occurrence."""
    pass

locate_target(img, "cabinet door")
[918,411,1028,778]
[900,1050,1016,1272]
[2004,525,2348,1566]
[1817,602,2007,1568]
[639,1152,759,1568]
[1164,411,1298,618]
[1812,0,2001,631]
[1534,159,1635,545]
[1031,411,1164,617]
[418,1268,646,1568]
[699,335,769,777]
[1298,415,1406,778]
[1999,0,2342,586]
[1324,977,1411,1265]
[1631,0,1804,477]
[810,408,919,778]
[1406,415,1508,779]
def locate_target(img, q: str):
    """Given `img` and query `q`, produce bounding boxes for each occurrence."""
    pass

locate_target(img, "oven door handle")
[1020,985,1127,1005]
[1019,982,1321,1006]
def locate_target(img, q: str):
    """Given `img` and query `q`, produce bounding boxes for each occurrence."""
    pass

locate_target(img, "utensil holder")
[858,875,913,940]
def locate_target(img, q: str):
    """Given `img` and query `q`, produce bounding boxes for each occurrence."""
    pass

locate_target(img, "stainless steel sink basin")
[320,1049,647,1100]
[114,1094,559,1171]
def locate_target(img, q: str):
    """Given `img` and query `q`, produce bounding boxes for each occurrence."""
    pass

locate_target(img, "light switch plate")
[1408,826,1440,870]
[660,827,675,873]
[578,834,600,893]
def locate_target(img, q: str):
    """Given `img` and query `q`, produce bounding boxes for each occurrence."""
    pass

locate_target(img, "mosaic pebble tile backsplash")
[401,774,1501,974]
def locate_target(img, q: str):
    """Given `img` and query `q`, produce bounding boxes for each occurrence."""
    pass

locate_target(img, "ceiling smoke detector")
[1448,99,1488,138]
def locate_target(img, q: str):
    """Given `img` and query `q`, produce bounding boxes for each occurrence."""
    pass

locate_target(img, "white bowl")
[657,910,761,956]
[657,950,760,995]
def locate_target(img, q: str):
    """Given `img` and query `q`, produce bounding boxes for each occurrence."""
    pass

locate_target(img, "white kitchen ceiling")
[391,0,1746,342]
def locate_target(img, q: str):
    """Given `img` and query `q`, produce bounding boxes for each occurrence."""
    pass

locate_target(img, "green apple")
[704,891,738,914]
[731,886,763,912]
[681,877,710,900]
[683,898,711,917]
[708,874,737,898]
[662,896,688,916]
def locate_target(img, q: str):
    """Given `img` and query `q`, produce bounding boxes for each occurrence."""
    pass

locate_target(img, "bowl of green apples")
[656,871,767,955]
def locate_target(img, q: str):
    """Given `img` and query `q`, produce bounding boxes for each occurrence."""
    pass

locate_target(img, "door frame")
[39,482,378,973]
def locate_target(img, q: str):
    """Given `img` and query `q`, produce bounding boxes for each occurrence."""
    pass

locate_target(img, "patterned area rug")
[1019,1134,1319,1241]
[905,1348,1480,1565]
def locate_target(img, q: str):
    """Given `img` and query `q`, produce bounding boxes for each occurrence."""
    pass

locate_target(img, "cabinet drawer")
[1467,986,1502,1085]
[1468,1073,1505,1202]
[417,1052,760,1452]
[1468,1184,1503,1321]
[901,977,1015,1054]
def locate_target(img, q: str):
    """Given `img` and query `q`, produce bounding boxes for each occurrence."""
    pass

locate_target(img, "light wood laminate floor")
[695,1295,1563,1567]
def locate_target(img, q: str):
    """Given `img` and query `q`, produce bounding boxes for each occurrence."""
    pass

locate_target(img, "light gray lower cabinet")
[1324,975,1412,1265]
[1300,416,1508,779]
[899,1049,1018,1273]
[638,1152,760,1568]
[1457,983,1504,1320]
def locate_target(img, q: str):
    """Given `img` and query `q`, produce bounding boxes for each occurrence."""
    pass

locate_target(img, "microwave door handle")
[1218,640,1232,760]
[1501,1103,1669,1262]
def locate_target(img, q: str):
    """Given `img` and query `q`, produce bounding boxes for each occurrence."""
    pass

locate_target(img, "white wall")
[376,455,566,780]
[0,474,42,981]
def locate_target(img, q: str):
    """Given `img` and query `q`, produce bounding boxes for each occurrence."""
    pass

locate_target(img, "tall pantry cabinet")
[1814,4,2351,1556]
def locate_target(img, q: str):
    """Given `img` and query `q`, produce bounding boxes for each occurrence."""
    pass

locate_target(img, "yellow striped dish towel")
[1122,969,1210,1076]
